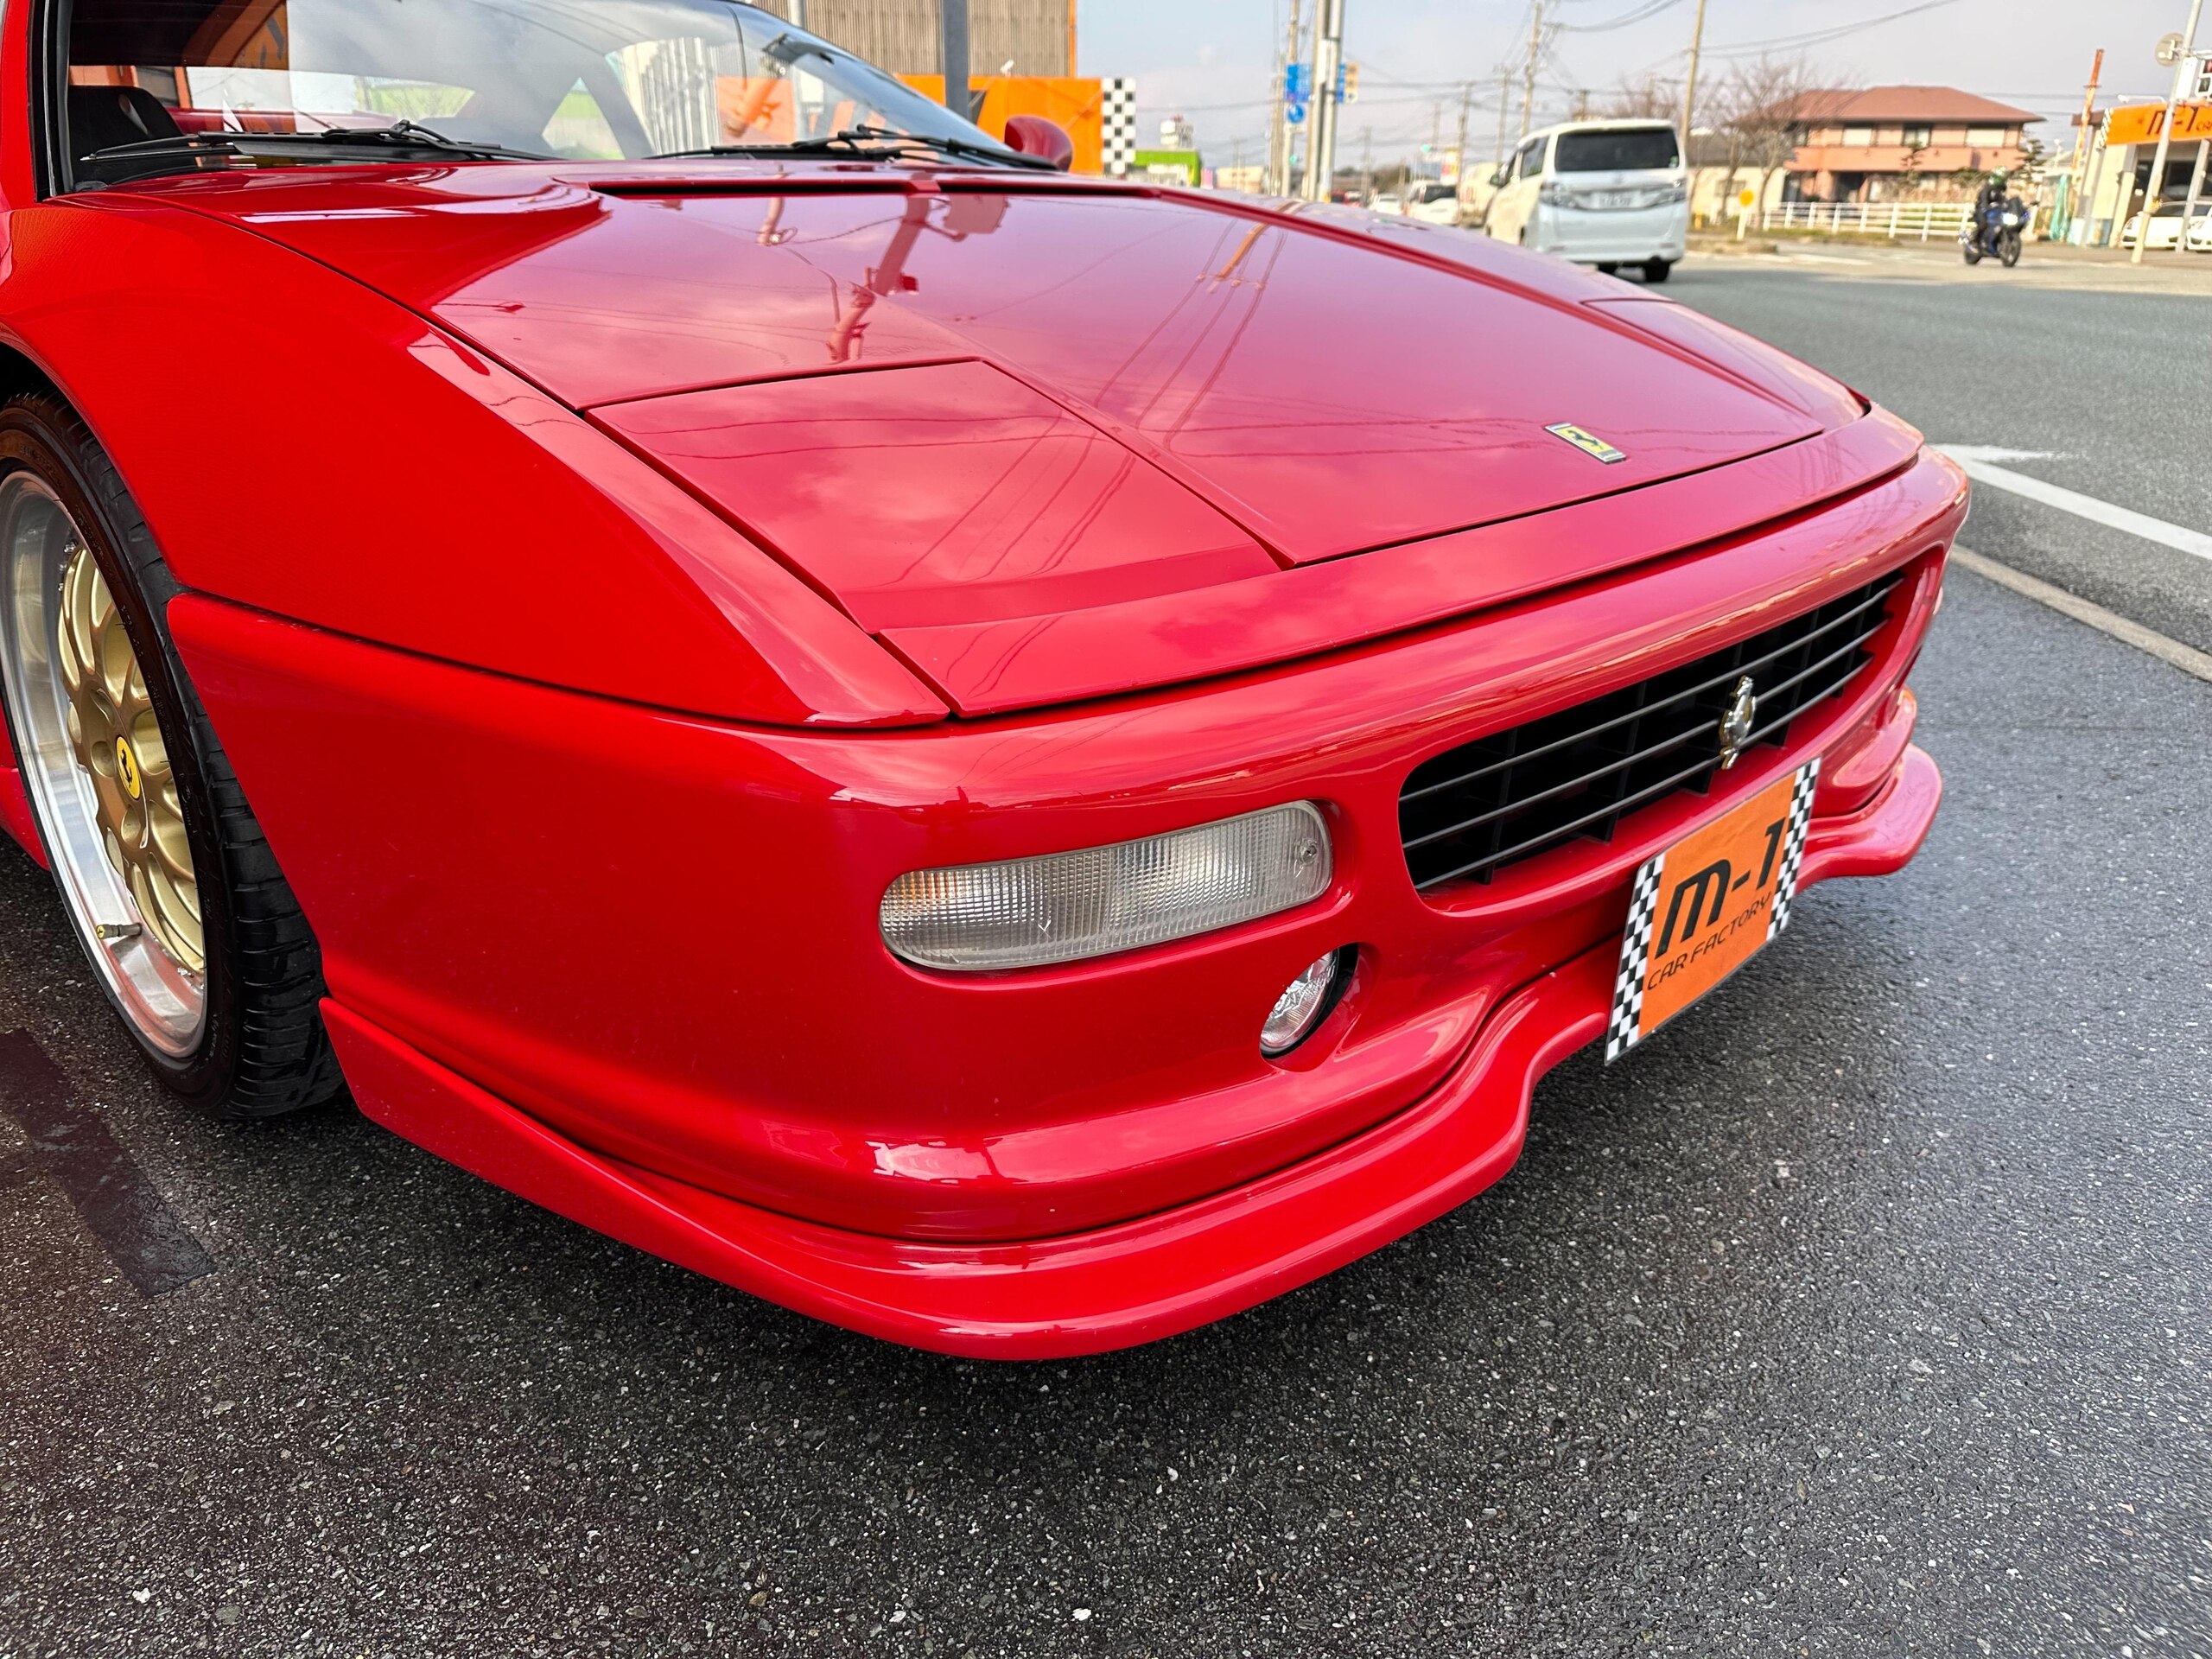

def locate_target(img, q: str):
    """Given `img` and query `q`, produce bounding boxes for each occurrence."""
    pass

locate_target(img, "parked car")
[0,0,1961,1357]
[1484,119,1690,282]
[2123,200,2212,251]
[1370,191,1406,215]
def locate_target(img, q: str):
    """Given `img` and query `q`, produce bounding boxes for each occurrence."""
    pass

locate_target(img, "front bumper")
[171,432,1962,1351]
[325,741,1939,1359]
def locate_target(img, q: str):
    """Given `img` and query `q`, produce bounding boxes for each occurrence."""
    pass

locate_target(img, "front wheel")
[1999,231,2021,268]
[0,395,340,1117]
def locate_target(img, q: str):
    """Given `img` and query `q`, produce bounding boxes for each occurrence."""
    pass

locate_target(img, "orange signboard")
[1606,760,1820,1061]
[899,75,1108,175]
[2106,101,2212,148]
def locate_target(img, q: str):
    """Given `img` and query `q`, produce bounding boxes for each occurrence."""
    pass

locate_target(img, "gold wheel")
[54,540,203,975]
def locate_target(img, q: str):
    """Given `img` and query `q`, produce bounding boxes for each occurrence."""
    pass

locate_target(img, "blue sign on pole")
[1285,61,1310,125]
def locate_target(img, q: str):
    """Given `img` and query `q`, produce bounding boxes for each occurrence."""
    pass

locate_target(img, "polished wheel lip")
[0,470,207,1058]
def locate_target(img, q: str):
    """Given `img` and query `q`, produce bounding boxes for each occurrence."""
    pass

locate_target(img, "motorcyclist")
[1971,169,2010,253]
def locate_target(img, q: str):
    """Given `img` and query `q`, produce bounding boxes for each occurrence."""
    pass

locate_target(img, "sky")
[1072,0,2189,172]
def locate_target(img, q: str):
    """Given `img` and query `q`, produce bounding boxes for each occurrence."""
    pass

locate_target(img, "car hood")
[149,163,1871,709]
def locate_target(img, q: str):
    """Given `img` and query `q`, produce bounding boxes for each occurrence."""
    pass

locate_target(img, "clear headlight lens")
[880,803,1332,972]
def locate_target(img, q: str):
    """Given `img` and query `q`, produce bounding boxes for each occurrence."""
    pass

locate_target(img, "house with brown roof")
[1781,86,2041,202]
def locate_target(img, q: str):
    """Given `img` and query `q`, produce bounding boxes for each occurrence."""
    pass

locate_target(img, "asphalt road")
[4,260,2211,1659]
[1669,247,2212,655]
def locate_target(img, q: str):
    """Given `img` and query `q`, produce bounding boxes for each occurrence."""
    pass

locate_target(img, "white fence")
[1755,200,1988,240]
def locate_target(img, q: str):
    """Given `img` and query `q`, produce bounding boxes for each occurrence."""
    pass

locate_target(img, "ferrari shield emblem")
[1544,423,1627,463]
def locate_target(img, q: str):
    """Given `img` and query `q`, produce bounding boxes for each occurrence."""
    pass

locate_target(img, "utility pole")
[1679,0,1707,150]
[1360,124,1373,200]
[1305,0,1345,202]
[1572,87,1590,121]
[1268,0,1304,197]
[2179,130,2209,258]
[1493,65,1512,172]
[2134,0,2205,261]
[2063,48,2104,244]
[1453,80,1472,198]
[1520,1,1542,141]
[940,0,970,121]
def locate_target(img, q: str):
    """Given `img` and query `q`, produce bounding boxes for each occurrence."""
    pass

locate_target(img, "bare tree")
[1602,71,1680,122]
[1711,54,1822,209]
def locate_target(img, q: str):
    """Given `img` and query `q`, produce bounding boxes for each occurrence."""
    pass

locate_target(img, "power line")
[1688,0,1967,60]
[1556,0,1687,34]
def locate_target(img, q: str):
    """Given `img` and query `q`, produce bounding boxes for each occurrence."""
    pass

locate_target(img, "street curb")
[1949,547,2212,686]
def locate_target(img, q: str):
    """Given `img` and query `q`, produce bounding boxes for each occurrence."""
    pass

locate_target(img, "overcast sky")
[1072,0,2187,171]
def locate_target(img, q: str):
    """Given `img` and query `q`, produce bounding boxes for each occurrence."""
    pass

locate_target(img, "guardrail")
[1756,200,2009,240]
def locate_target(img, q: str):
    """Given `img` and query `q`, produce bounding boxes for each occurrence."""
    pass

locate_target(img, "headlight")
[880,803,1332,971]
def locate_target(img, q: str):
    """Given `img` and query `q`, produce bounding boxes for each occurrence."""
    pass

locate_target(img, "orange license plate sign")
[1605,760,1820,1061]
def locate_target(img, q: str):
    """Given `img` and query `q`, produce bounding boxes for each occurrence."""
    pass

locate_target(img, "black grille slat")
[1397,582,1899,807]
[1400,573,1904,891]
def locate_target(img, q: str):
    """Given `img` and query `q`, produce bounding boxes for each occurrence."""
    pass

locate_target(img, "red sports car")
[0,0,1962,1357]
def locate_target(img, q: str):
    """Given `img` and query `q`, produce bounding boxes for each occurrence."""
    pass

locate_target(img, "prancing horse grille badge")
[1718,676,1758,770]
[1544,423,1627,463]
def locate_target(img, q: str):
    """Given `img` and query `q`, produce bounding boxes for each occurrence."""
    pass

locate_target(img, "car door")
[1489,136,1545,243]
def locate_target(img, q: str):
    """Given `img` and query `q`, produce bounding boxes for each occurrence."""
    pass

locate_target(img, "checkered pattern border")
[1765,758,1821,942]
[1605,853,1667,1063]
[1100,77,1137,177]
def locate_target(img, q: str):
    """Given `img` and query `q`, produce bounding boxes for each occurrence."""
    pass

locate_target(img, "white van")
[1483,119,1688,282]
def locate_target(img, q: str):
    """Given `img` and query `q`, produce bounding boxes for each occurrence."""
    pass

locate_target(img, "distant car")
[1404,181,1462,226]
[1370,192,1405,215]
[2123,202,2212,251]
[1484,119,1689,283]
[1,0,1962,1358]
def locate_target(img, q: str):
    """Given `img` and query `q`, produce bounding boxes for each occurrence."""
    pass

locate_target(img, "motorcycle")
[1960,200,2024,267]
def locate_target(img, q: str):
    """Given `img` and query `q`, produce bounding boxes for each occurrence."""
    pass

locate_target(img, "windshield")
[1551,128,1680,174]
[63,0,1014,181]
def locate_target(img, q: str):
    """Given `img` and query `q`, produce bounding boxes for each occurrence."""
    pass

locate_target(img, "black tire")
[0,394,340,1118]
[1999,232,2021,268]
[1643,258,1673,284]
[1595,262,1618,275]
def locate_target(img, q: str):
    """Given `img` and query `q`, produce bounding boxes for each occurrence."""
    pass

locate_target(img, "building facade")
[1779,86,2039,202]
[797,0,1072,78]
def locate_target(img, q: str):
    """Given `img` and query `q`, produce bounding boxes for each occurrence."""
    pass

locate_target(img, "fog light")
[881,802,1332,971]
[1261,949,1349,1057]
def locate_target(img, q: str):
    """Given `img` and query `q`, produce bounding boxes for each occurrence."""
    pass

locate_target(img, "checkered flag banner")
[1766,758,1821,942]
[1605,853,1667,1063]
[1100,77,1137,176]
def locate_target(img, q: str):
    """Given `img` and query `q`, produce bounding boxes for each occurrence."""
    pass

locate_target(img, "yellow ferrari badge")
[1545,423,1628,464]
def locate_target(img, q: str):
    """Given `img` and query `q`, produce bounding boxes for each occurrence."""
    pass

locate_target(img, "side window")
[1521,137,1548,180]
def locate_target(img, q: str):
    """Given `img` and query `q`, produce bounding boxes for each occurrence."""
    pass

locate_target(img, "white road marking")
[1938,445,2067,464]
[1949,548,2212,686]
[1936,445,2212,564]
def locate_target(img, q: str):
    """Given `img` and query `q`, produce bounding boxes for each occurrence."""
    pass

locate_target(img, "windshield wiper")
[654,124,1055,172]
[81,121,546,170]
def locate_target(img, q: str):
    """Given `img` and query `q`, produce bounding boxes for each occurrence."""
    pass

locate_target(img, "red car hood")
[149,164,1872,710]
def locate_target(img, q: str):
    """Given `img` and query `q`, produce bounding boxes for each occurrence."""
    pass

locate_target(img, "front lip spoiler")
[329,747,1941,1360]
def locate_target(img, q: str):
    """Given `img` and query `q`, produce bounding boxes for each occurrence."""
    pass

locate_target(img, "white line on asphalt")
[1936,446,2212,564]
[1949,547,2212,686]
[1938,445,2067,463]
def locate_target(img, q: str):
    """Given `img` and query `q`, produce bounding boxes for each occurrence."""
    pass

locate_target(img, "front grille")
[1399,571,1904,891]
